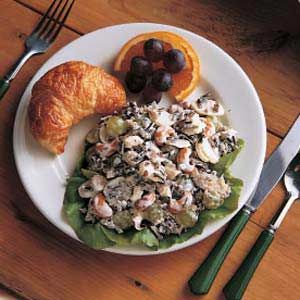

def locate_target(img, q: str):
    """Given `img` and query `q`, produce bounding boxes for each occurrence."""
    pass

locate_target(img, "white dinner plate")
[13,23,266,255]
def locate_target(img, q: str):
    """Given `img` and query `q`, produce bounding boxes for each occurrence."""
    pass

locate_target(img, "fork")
[0,0,75,100]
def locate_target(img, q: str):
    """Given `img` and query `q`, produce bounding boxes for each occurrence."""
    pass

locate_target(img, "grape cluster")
[125,38,186,103]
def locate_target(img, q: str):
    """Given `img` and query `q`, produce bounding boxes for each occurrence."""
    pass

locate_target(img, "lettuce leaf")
[63,139,244,250]
[213,139,245,176]
[131,229,159,249]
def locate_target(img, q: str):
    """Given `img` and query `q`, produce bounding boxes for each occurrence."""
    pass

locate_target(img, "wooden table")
[0,1,299,299]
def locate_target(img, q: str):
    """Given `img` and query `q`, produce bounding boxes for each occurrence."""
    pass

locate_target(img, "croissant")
[28,61,126,154]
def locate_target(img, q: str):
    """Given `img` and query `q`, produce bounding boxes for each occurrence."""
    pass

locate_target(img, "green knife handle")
[0,78,10,100]
[223,229,274,300]
[188,208,251,295]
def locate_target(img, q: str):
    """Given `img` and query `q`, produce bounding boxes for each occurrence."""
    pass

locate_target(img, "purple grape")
[142,84,163,103]
[143,38,164,62]
[130,56,152,76]
[125,72,147,93]
[151,69,173,92]
[163,49,186,73]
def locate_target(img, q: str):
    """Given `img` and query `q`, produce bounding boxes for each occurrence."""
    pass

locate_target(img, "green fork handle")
[223,229,274,300]
[0,78,10,100]
[188,208,251,295]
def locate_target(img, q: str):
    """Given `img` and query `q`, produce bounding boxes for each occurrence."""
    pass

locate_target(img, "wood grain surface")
[0,1,299,300]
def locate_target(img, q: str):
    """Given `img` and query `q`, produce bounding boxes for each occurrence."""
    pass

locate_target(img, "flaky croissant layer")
[28,61,127,154]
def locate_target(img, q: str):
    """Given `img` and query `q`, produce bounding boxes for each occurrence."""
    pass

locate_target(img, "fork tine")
[47,0,75,44]
[38,0,64,37]
[44,0,70,40]
[31,0,57,35]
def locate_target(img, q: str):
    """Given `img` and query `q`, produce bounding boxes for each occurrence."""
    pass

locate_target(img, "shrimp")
[92,193,113,218]
[169,191,193,213]
[135,192,156,210]
[95,139,119,158]
[176,147,194,173]
[154,126,175,145]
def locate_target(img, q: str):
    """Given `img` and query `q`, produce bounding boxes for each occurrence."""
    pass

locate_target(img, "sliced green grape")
[175,210,198,228]
[86,127,100,144]
[112,210,133,230]
[81,168,99,179]
[144,204,164,225]
[202,191,224,209]
[106,116,128,137]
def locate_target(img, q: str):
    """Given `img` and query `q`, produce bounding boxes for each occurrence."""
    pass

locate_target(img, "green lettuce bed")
[63,139,244,250]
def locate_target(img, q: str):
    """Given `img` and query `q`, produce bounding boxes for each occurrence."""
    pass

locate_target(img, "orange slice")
[114,31,200,102]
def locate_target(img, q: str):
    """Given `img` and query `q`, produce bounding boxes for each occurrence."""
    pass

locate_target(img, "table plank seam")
[249,218,265,229]
[0,282,31,300]
[267,128,286,140]
[13,0,83,36]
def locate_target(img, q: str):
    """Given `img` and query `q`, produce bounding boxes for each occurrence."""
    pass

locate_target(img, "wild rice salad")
[77,94,238,240]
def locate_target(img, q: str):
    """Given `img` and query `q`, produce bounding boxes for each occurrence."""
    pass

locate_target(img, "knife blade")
[245,114,300,212]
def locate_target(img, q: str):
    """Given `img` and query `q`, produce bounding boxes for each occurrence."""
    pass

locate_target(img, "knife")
[223,152,300,300]
[188,114,300,295]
